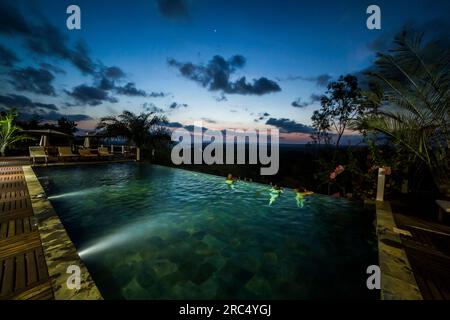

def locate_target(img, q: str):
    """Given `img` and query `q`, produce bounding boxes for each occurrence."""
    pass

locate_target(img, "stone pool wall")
[376,201,422,300]
[23,166,102,300]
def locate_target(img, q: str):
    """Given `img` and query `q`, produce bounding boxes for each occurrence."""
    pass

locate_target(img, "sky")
[0,0,449,143]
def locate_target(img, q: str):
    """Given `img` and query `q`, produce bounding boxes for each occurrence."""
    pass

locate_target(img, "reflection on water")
[36,163,378,300]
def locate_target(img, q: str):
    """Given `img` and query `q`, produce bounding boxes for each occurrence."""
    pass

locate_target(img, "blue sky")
[0,0,449,142]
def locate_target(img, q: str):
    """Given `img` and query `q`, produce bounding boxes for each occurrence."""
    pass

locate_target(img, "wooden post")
[376,167,385,202]
[121,146,125,154]
[111,145,114,153]
[136,147,140,161]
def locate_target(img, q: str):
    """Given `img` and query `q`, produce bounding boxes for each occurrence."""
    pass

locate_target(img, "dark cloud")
[0,4,98,75]
[183,125,208,132]
[0,93,58,111]
[215,94,228,102]
[148,91,169,98]
[291,93,322,108]
[168,55,281,96]
[265,118,314,134]
[69,41,97,75]
[201,118,217,124]
[165,121,184,128]
[40,63,66,75]
[143,102,164,113]
[254,112,270,122]
[18,111,92,122]
[169,102,188,109]
[65,85,118,106]
[101,66,126,80]
[291,98,308,108]
[310,74,332,87]
[155,0,189,20]
[9,66,56,96]
[115,82,147,97]
[0,2,31,35]
[277,74,332,87]
[0,45,19,67]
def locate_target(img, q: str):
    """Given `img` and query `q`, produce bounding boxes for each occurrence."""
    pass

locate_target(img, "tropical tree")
[57,117,78,135]
[311,75,374,148]
[355,30,450,193]
[96,110,170,161]
[0,111,32,157]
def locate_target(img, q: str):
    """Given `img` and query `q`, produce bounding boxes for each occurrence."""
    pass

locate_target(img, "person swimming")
[226,173,235,189]
[295,191,305,208]
[294,187,314,208]
[269,185,283,205]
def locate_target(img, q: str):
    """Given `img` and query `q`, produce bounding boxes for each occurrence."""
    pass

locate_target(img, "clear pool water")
[35,163,378,299]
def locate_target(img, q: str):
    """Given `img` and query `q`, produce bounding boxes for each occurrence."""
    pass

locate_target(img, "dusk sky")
[1,0,449,143]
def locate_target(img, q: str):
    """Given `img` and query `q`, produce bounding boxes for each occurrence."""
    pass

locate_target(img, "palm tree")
[357,30,449,193]
[0,111,32,157]
[97,110,170,161]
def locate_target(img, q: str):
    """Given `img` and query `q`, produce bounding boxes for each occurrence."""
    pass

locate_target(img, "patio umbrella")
[22,129,71,147]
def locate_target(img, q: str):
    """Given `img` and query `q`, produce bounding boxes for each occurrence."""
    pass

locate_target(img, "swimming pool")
[35,163,378,299]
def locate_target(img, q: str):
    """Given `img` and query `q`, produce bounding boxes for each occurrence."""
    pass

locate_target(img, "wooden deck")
[393,210,450,300]
[0,166,54,300]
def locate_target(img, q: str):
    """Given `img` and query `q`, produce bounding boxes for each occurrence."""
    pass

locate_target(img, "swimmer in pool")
[269,185,283,205]
[294,187,314,208]
[294,190,305,208]
[226,173,235,189]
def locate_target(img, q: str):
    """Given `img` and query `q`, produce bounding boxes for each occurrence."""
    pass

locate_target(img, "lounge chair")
[29,146,48,164]
[58,146,78,161]
[98,147,113,158]
[79,149,98,159]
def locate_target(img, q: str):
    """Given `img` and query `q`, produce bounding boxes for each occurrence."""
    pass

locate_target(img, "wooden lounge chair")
[29,146,48,164]
[58,146,78,161]
[79,149,98,159]
[98,147,113,158]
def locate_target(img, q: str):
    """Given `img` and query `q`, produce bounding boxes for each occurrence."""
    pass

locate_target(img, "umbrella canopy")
[22,129,72,147]
[22,129,71,137]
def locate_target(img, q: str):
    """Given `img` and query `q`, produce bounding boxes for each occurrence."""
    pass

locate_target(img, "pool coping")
[375,200,423,300]
[23,165,103,300]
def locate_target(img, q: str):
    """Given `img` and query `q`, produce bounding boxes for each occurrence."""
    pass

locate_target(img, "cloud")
[155,0,190,20]
[148,91,169,98]
[168,55,281,96]
[17,111,92,122]
[143,102,164,113]
[183,125,208,132]
[169,102,188,109]
[291,93,322,108]
[165,121,184,128]
[65,85,118,106]
[291,98,309,108]
[0,4,98,75]
[265,118,314,134]
[8,66,56,96]
[0,93,58,111]
[0,2,31,35]
[277,74,332,87]
[0,44,19,67]
[254,112,270,122]
[39,63,66,75]
[115,82,147,97]
[201,118,217,124]
[101,66,126,80]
